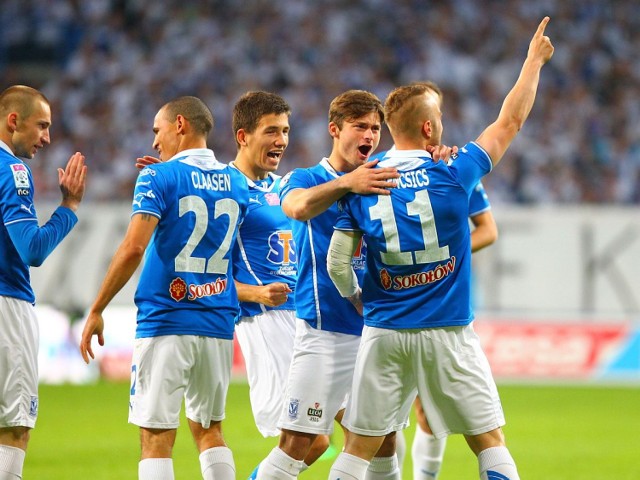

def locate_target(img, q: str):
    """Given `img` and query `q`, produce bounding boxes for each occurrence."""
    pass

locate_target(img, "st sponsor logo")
[267,230,297,265]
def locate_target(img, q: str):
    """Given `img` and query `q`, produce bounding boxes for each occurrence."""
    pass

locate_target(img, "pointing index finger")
[535,16,550,37]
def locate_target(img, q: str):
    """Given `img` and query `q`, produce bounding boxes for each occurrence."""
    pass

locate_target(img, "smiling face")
[236,112,290,179]
[329,111,382,173]
[11,99,51,159]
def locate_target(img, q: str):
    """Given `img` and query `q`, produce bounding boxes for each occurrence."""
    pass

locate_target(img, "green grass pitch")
[24,381,640,479]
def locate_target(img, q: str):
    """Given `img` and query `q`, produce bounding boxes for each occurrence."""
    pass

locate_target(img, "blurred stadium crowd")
[1,0,638,203]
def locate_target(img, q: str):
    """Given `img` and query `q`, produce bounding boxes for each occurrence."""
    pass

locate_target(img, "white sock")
[412,427,446,479]
[478,446,519,480]
[0,445,25,480]
[199,446,235,480]
[329,452,370,480]
[365,455,400,479]
[256,447,306,479]
[395,432,406,474]
[138,458,174,480]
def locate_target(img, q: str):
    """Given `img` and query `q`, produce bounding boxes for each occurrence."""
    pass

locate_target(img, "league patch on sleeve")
[10,163,31,194]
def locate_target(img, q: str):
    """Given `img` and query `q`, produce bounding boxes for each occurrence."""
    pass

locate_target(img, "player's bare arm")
[80,214,158,363]
[235,280,292,307]
[282,160,399,221]
[58,152,87,212]
[475,16,554,165]
[470,211,498,253]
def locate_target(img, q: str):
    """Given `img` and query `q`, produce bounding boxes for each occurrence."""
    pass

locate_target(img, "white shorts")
[277,319,360,435]
[128,335,233,429]
[0,296,39,429]
[235,310,296,437]
[342,324,505,439]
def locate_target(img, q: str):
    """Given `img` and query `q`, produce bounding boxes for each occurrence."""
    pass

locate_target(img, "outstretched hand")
[528,16,554,65]
[58,152,87,212]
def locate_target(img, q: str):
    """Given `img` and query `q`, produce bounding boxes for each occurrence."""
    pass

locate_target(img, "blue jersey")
[231,169,296,318]
[469,181,491,217]
[132,148,249,339]
[280,159,366,336]
[0,143,77,303]
[373,149,492,218]
[335,142,492,329]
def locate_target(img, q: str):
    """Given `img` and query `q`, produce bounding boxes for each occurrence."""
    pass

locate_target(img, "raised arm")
[476,17,554,166]
[6,152,86,266]
[282,160,398,221]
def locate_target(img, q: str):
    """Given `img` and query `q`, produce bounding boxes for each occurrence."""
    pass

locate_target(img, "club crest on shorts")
[30,396,38,417]
[287,398,299,419]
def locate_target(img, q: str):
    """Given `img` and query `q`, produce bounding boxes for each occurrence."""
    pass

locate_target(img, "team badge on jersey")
[10,164,30,192]
[169,277,187,301]
[264,192,280,206]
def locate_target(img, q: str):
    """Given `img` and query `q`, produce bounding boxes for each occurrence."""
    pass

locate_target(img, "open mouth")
[358,145,372,156]
[267,151,283,160]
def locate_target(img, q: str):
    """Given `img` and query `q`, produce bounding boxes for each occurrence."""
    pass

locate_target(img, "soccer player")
[326,17,553,480]
[228,91,330,470]
[254,89,401,479]
[372,81,498,479]
[0,85,87,480]
[80,96,248,480]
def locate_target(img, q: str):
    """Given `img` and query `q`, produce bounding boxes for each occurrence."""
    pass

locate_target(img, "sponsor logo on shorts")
[380,257,456,290]
[307,402,323,422]
[288,398,299,420]
[169,277,187,301]
[30,396,38,417]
